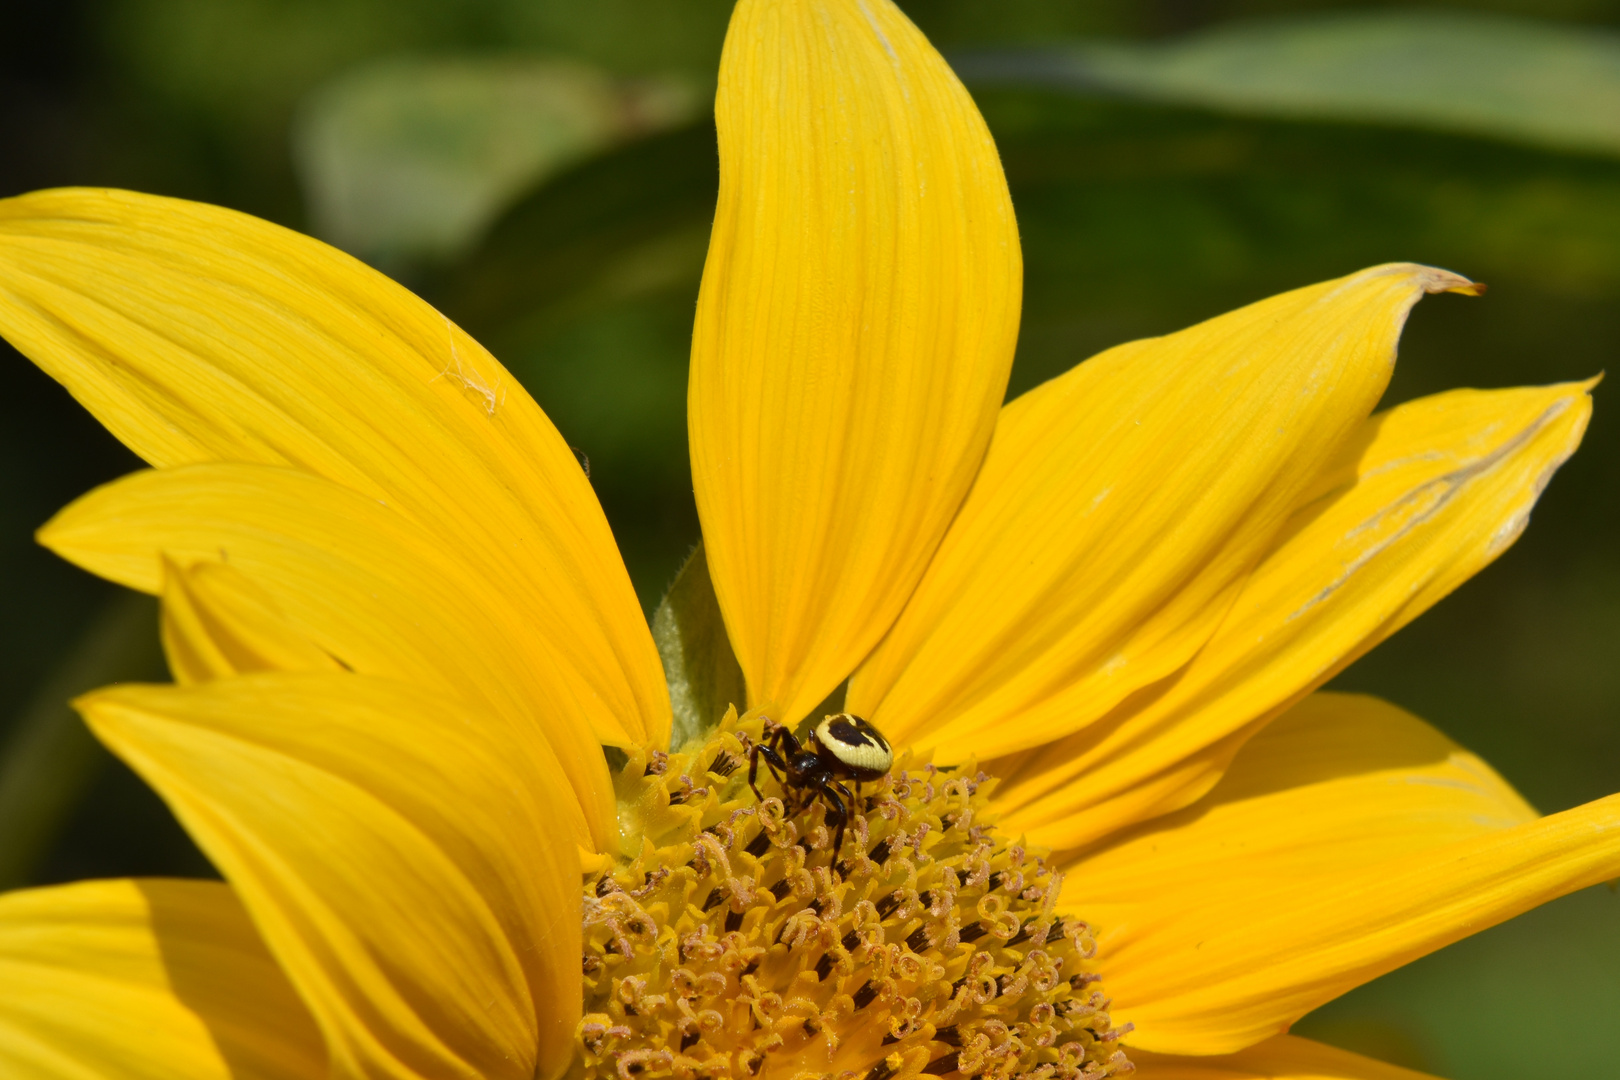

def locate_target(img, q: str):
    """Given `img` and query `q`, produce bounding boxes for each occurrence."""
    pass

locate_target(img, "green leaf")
[969,90,1620,399]
[955,12,1620,158]
[652,543,744,752]
[292,56,697,269]
[0,592,165,888]
[439,122,717,336]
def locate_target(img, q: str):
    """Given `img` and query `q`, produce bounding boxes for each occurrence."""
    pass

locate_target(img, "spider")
[749,712,894,855]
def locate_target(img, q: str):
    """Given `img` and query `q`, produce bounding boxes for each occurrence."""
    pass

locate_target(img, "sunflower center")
[578,715,1134,1080]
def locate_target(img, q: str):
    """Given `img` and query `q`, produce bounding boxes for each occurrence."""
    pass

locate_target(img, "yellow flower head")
[0,2,1612,1080]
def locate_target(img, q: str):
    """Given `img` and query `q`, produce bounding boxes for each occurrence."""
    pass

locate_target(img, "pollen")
[578,713,1134,1080]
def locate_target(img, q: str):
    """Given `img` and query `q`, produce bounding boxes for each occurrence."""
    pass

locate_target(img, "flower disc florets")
[579,714,1134,1080]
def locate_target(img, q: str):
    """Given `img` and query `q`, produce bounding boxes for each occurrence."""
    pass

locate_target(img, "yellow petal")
[851,265,1473,759]
[992,379,1594,849]
[80,673,582,1080]
[0,187,668,747]
[1130,1034,1438,1080]
[689,0,1021,722]
[42,462,611,850]
[0,877,325,1079]
[1064,692,1620,1055]
[161,556,342,683]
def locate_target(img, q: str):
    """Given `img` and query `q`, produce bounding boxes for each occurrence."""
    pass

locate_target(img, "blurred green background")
[2,1,1618,1076]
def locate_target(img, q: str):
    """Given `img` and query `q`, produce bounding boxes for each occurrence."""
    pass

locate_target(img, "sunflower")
[0,1,1614,1079]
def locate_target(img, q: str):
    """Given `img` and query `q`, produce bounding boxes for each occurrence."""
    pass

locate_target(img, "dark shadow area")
[142,878,325,1076]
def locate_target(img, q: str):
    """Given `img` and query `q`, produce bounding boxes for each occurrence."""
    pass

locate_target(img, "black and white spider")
[748,713,894,854]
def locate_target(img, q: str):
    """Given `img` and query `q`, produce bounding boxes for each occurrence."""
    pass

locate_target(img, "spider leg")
[821,779,855,855]
[766,727,808,810]
[749,742,789,804]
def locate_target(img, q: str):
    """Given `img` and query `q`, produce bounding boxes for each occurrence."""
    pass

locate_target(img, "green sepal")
[653,542,746,752]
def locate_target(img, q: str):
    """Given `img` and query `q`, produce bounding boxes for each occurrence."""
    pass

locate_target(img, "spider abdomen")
[812,713,893,780]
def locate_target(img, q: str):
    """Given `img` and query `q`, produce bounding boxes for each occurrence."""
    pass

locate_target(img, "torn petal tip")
[1416,266,1483,296]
